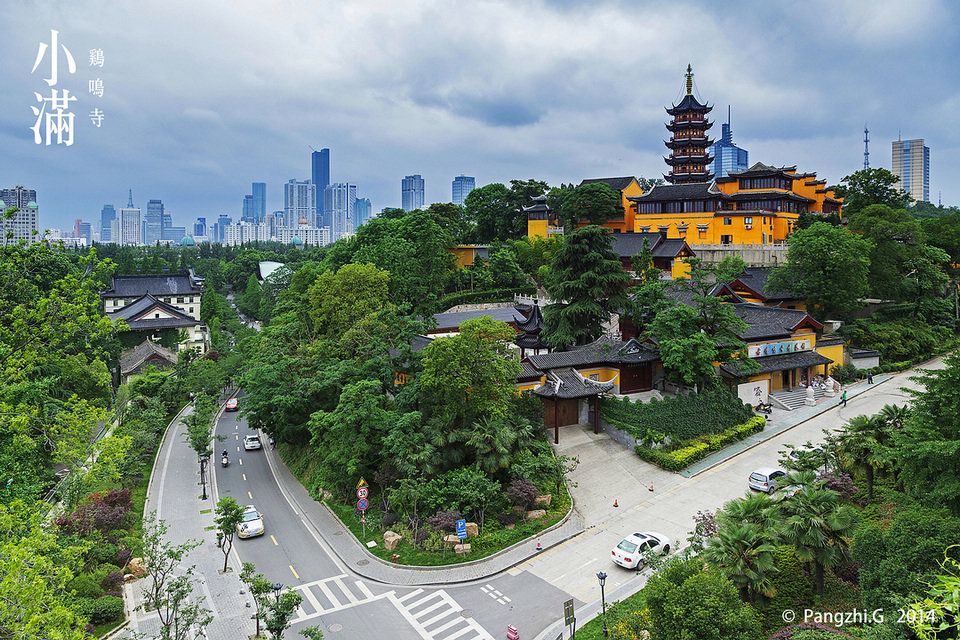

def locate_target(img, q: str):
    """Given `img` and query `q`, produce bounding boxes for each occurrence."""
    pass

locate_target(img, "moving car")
[749,467,786,493]
[243,435,261,451]
[225,398,239,412]
[611,532,670,569]
[237,505,265,538]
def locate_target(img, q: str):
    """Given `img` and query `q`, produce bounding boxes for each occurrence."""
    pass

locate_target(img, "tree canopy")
[832,168,912,216]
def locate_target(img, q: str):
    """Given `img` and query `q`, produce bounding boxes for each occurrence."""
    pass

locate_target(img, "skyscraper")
[402,174,425,212]
[325,183,356,240]
[709,107,748,179]
[118,207,142,246]
[892,138,930,202]
[100,205,116,242]
[353,197,372,229]
[145,199,164,245]
[452,175,475,206]
[215,214,232,243]
[194,218,207,237]
[242,195,256,221]
[252,182,266,223]
[312,149,330,227]
[0,186,39,246]
[284,179,316,229]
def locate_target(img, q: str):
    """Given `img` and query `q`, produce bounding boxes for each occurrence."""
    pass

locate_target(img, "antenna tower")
[127,189,134,208]
[863,125,870,170]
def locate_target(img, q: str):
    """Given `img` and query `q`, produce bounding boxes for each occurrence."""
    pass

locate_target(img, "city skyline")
[1,2,958,230]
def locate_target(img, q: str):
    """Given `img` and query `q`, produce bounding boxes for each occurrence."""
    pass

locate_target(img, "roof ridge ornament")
[686,63,693,96]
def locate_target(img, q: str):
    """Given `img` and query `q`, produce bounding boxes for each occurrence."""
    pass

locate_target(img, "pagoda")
[663,64,714,184]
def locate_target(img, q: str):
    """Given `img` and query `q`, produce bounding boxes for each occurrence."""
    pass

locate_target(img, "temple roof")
[518,361,544,382]
[120,339,178,375]
[534,368,616,399]
[514,303,545,333]
[728,190,815,204]
[716,162,799,183]
[101,272,202,298]
[107,294,199,330]
[710,267,797,303]
[666,93,713,115]
[522,194,552,214]
[607,232,695,260]
[629,181,722,202]
[730,303,822,341]
[719,350,833,377]
[526,336,659,370]
[579,177,638,192]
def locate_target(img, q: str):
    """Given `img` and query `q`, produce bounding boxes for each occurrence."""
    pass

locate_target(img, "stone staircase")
[770,386,830,411]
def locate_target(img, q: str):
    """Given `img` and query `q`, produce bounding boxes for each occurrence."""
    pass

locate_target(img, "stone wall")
[692,244,790,266]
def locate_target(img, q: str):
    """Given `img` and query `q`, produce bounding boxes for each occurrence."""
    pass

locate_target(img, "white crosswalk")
[389,588,495,640]
[288,574,382,623]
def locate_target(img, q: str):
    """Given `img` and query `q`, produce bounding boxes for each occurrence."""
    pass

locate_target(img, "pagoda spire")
[663,66,714,184]
[686,63,693,95]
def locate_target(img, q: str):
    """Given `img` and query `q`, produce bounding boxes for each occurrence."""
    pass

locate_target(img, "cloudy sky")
[2,0,957,232]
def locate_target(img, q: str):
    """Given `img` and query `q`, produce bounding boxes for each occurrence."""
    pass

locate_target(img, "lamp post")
[199,452,209,500]
[272,582,283,602]
[596,571,608,637]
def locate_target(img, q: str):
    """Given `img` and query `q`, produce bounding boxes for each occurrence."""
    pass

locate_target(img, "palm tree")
[838,414,888,499]
[718,492,781,530]
[703,522,779,603]
[781,486,857,595]
[467,415,517,474]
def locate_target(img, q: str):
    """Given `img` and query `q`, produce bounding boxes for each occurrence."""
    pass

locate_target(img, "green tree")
[419,316,522,427]
[837,414,889,499]
[240,273,262,319]
[214,496,246,573]
[464,183,514,242]
[240,562,275,638]
[903,547,960,640]
[552,182,623,227]
[637,176,665,192]
[767,221,873,320]
[542,225,630,348]
[703,522,779,603]
[0,502,91,639]
[140,513,207,639]
[832,167,912,216]
[894,352,960,514]
[781,485,856,595]
[847,203,930,301]
[183,394,217,460]
[307,262,392,344]
[264,588,304,640]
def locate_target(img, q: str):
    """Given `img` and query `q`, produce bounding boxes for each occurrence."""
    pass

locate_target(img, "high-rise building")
[0,186,39,246]
[118,208,142,246]
[242,195,256,221]
[194,218,207,237]
[74,219,91,243]
[215,214,232,243]
[100,205,116,242]
[325,183,356,240]
[145,199,164,245]
[312,149,330,227]
[452,175,475,206]
[284,179,316,230]
[353,197,372,229]
[402,174,425,211]
[709,107,748,179]
[663,65,714,184]
[892,138,930,202]
[252,182,266,223]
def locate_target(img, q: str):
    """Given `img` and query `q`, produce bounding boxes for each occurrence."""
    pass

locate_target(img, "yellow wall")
[517,380,543,393]
[815,342,844,377]
[451,246,477,268]
[577,367,620,383]
[527,218,550,239]
[671,259,692,279]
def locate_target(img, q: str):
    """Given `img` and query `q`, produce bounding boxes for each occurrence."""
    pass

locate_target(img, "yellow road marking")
[248,491,252,500]
[239,458,242,466]
[271,535,278,546]
[242,473,247,481]
[289,565,299,579]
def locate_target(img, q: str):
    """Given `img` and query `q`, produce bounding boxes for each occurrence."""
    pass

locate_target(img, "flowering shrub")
[634,417,766,471]
[55,489,132,535]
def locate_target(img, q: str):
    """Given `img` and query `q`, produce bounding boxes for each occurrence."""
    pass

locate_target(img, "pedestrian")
[839,390,847,407]
[867,370,873,384]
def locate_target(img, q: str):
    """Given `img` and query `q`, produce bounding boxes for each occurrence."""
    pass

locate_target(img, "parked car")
[225,398,239,412]
[237,505,265,538]
[243,435,261,451]
[749,467,786,493]
[611,532,670,569]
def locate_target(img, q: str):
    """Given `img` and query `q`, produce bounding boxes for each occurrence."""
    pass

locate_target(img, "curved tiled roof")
[720,350,833,377]
[534,369,616,399]
[731,303,821,340]
[629,182,722,202]
[579,177,638,192]
[526,336,658,370]
[107,294,198,330]
[102,273,201,297]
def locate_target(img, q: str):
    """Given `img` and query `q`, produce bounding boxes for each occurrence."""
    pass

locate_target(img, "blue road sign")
[357,497,369,511]
[456,518,467,540]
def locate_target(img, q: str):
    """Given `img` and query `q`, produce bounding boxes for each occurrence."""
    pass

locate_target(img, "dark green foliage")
[86,542,120,568]
[762,546,814,635]
[602,387,754,442]
[831,168,912,216]
[840,318,955,364]
[436,286,535,311]
[83,595,124,624]
[634,418,765,471]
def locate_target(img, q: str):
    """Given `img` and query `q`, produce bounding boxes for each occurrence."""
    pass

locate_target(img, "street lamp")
[199,452,210,500]
[596,571,608,638]
[272,582,283,602]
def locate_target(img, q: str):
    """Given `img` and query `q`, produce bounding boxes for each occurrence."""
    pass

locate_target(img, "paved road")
[214,401,572,640]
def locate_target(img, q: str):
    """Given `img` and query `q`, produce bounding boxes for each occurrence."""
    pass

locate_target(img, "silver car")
[749,467,786,493]
[237,505,265,538]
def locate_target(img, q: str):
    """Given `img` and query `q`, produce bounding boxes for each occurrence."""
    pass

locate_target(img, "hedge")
[601,387,754,443]
[438,286,536,310]
[634,417,766,471]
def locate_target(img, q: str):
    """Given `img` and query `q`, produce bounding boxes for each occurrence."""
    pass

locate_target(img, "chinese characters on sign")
[29,30,106,145]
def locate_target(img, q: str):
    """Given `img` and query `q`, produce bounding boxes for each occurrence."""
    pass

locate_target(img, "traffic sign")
[455,519,467,540]
[357,486,368,499]
[563,599,574,626]
[357,497,369,511]
[356,477,368,491]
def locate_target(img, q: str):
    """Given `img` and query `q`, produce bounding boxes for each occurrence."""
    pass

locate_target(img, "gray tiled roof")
[816,337,844,347]
[730,267,795,301]
[431,306,519,331]
[579,177,637,192]
[526,336,658,370]
[518,361,543,382]
[102,273,202,298]
[719,349,833,377]
[608,233,695,260]
[534,369,616,399]
[120,339,178,375]
[731,303,820,340]
[108,294,198,330]
[628,182,721,202]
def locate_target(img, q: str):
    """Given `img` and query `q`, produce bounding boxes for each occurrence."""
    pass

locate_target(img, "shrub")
[830,362,860,386]
[68,573,104,599]
[87,543,120,568]
[381,513,399,528]
[817,471,858,501]
[762,546,813,634]
[507,479,539,511]
[101,571,124,592]
[426,510,462,533]
[634,417,766,471]
[766,623,854,639]
[86,595,125,624]
[496,513,517,527]
[55,490,133,536]
[115,547,133,569]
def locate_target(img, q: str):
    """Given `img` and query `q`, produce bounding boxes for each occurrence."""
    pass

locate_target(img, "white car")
[749,467,786,493]
[237,505,265,538]
[243,435,261,451]
[611,532,671,569]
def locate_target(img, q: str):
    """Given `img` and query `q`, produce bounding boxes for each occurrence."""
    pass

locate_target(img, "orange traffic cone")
[613,498,619,508]
[649,483,654,492]
[536,539,542,551]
